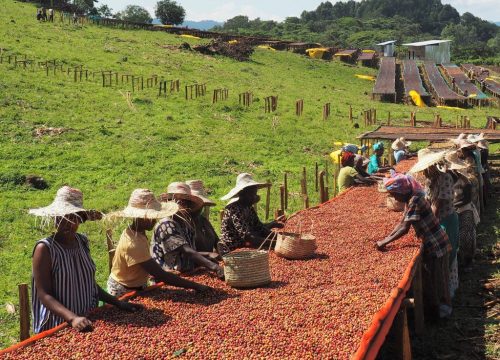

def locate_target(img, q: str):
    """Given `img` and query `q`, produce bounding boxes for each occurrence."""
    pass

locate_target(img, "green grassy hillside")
[0,1,496,347]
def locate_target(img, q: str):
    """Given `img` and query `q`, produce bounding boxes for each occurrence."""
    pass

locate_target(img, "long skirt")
[458,210,476,266]
[440,211,459,267]
[449,255,459,299]
[422,252,450,321]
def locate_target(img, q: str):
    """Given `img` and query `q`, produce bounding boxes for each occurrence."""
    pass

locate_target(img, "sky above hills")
[100,0,500,22]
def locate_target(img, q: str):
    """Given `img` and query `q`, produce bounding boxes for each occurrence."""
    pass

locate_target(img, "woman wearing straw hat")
[186,180,220,255]
[367,142,392,175]
[446,151,479,268]
[391,137,415,164]
[30,186,142,334]
[376,174,452,319]
[152,182,224,278]
[410,149,460,300]
[468,134,490,206]
[455,139,483,217]
[218,173,284,256]
[107,189,210,298]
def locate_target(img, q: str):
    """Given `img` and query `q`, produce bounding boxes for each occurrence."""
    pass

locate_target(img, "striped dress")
[31,234,99,333]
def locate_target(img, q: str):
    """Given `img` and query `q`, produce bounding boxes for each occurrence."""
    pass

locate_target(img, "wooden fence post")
[284,172,288,210]
[315,162,319,192]
[319,170,326,203]
[106,229,115,274]
[279,185,285,214]
[18,283,30,341]
[265,181,271,220]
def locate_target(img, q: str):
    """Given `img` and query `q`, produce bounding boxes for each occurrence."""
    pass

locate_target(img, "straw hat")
[29,186,94,218]
[408,149,446,174]
[391,137,412,151]
[453,138,476,150]
[467,133,489,149]
[444,151,467,170]
[221,173,269,203]
[107,189,178,219]
[186,180,215,206]
[160,182,204,211]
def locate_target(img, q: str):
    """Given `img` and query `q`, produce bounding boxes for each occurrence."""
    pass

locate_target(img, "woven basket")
[386,196,405,212]
[275,232,317,260]
[223,250,271,288]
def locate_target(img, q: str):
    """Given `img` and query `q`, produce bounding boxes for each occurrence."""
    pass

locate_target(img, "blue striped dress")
[31,234,99,333]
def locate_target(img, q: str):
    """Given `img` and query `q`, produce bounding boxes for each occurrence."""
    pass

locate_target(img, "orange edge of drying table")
[0,282,167,356]
[0,188,419,358]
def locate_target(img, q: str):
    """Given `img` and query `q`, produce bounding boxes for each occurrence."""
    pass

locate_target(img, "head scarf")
[341,151,355,167]
[384,172,424,197]
[373,142,384,151]
[342,144,359,154]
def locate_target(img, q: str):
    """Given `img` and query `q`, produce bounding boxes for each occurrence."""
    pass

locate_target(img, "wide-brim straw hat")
[445,151,467,170]
[29,186,94,218]
[107,189,178,220]
[186,179,216,206]
[467,133,489,149]
[408,149,446,174]
[391,137,412,151]
[160,182,204,211]
[452,138,476,150]
[221,173,269,202]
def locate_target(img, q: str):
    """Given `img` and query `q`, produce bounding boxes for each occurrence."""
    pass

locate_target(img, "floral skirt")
[107,276,147,298]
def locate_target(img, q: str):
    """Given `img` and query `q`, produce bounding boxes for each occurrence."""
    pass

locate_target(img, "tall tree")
[155,0,185,25]
[116,5,153,23]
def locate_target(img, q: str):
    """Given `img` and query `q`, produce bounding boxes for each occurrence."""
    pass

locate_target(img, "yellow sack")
[436,105,465,111]
[355,74,375,81]
[180,34,201,40]
[330,150,342,164]
[409,90,426,107]
[306,48,329,59]
[228,40,238,44]
[362,49,376,53]
[257,45,276,51]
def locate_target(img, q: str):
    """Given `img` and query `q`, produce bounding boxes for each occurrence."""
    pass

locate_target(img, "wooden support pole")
[284,172,288,210]
[319,170,326,203]
[265,181,271,220]
[315,162,319,192]
[303,195,309,209]
[106,229,115,274]
[279,185,285,214]
[349,105,353,122]
[412,258,425,336]
[219,209,224,224]
[393,307,412,360]
[18,283,30,341]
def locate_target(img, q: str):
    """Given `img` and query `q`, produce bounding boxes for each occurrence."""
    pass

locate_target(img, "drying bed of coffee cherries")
[4,160,420,359]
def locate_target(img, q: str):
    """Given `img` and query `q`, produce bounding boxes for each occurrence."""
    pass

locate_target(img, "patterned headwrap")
[342,144,359,154]
[373,142,384,151]
[384,172,424,196]
[341,151,356,167]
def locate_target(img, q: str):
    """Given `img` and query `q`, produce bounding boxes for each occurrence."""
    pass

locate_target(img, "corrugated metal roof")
[376,40,396,46]
[403,40,451,47]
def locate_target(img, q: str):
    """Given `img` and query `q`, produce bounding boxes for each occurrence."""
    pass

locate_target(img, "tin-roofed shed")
[402,40,451,64]
[376,40,396,57]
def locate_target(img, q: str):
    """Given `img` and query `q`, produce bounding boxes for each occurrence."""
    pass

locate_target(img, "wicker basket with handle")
[275,232,317,260]
[223,250,271,288]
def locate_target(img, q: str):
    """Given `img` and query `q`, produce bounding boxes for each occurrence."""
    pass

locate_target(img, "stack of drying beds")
[372,57,396,102]
[422,62,465,107]
[462,63,500,100]
[441,64,489,106]
[402,60,430,104]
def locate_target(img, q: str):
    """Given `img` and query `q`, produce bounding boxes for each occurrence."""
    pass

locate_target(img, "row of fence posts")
[0,52,487,124]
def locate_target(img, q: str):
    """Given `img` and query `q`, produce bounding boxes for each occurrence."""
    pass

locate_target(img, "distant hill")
[151,18,222,30]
